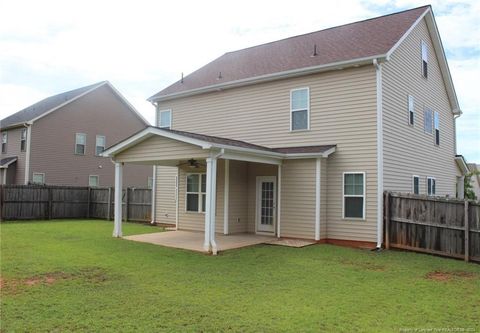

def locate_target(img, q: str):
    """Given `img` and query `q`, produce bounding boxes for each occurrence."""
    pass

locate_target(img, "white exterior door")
[256,176,276,233]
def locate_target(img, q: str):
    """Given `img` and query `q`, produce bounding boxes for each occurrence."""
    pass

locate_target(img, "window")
[427,177,436,196]
[20,128,27,152]
[434,111,440,145]
[408,95,415,126]
[75,133,86,155]
[157,109,172,129]
[186,173,206,213]
[421,40,428,78]
[1,132,7,153]
[412,175,420,195]
[32,173,45,184]
[95,135,106,155]
[89,175,99,187]
[290,88,309,131]
[343,172,365,219]
[147,177,153,189]
[424,108,433,134]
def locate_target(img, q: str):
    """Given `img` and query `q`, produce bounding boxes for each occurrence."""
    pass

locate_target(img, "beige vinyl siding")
[246,163,277,233]
[0,127,26,184]
[154,166,177,224]
[157,66,378,242]
[115,135,208,163]
[383,18,458,196]
[280,159,316,239]
[227,160,248,233]
[28,85,151,187]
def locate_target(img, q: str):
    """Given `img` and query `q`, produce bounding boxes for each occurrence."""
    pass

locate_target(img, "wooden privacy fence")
[384,192,480,263]
[0,185,152,222]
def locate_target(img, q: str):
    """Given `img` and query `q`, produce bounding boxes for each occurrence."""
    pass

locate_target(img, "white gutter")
[150,54,387,102]
[374,58,384,249]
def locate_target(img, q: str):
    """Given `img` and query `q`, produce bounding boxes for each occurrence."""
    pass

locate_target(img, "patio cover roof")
[0,156,17,169]
[102,126,336,164]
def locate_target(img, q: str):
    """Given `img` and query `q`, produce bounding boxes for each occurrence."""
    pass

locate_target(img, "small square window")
[89,175,99,187]
[32,173,45,184]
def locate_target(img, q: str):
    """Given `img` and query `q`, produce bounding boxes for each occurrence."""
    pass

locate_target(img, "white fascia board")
[221,151,282,165]
[150,55,386,102]
[455,156,469,174]
[28,82,107,124]
[282,146,336,159]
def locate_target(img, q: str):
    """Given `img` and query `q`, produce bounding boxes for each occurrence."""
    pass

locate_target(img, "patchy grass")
[1,220,479,332]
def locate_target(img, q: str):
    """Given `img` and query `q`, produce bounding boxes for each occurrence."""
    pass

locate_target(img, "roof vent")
[217,71,222,80]
[180,72,184,84]
[311,44,318,57]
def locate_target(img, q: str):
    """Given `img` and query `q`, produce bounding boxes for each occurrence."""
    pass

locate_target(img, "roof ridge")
[224,5,431,55]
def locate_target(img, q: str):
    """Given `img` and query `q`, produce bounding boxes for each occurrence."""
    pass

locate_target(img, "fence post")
[385,192,390,250]
[47,186,53,220]
[107,187,112,220]
[124,188,129,222]
[86,187,91,219]
[464,200,469,262]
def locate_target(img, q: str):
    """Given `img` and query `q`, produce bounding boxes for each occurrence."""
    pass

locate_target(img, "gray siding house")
[0,81,151,187]
[103,6,467,252]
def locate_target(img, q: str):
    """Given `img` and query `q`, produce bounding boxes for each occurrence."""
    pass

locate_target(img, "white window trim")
[412,175,420,195]
[185,173,206,213]
[95,135,106,156]
[89,175,99,187]
[75,133,87,155]
[32,172,45,184]
[421,40,428,78]
[427,176,436,196]
[157,109,172,129]
[290,87,310,132]
[342,171,366,220]
[408,95,415,126]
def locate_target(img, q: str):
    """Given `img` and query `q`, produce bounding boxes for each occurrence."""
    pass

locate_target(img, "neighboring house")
[0,81,152,187]
[103,6,467,251]
[467,163,480,200]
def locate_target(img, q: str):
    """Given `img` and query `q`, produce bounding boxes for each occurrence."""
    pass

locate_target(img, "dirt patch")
[340,260,386,272]
[426,271,477,282]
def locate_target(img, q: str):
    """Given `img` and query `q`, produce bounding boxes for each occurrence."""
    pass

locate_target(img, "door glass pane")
[187,174,199,192]
[261,181,274,225]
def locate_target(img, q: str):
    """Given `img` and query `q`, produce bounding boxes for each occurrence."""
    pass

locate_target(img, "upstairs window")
[421,41,428,78]
[186,173,206,213]
[20,128,27,152]
[96,135,106,155]
[434,111,440,145]
[158,109,172,129]
[343,172,365,219]
[290,88,310,131]
[75,133,86,155]
[408,95,415,126]
[424,108,433,134]
[427,177,436,196]
[412,175,420,195]
[1,132,7,153]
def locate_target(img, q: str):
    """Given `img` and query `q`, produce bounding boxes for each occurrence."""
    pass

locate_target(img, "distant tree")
[464,170,480,200]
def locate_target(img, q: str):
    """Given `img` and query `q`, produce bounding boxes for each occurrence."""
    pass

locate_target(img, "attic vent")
[311,44,318,57]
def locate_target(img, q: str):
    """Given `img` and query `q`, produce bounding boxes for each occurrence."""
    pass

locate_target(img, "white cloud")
[0,0,478,160]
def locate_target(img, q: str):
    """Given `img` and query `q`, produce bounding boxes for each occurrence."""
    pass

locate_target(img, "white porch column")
[203,156,218,254]
[223,159,230,235]
[204,158,212,251]
[113,162,123,237]
[277,164,282,238]
[150,165,157,224]
[315,158,321,241]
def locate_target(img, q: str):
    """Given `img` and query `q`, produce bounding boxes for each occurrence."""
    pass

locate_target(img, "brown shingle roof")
[0,81,105,128]
[158,127,335,155]
[149,6,429,101]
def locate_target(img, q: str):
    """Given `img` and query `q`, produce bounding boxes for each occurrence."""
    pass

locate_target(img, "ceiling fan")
[177,158,205,169]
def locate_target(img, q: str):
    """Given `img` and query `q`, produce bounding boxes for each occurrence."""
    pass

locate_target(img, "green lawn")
[1,220,479,332]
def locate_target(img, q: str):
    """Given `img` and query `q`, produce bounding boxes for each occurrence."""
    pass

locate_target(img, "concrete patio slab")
[264,238,316,248]
[124,230,274,253]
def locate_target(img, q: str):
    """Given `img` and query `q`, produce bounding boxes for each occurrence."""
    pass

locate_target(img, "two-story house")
[0,81,152,187]
[102,6,466,252]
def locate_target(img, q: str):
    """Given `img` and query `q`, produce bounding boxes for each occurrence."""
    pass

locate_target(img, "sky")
[0,0,479,162]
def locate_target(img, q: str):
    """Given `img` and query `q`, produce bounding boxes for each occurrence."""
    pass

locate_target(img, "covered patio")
[102,126,335,255]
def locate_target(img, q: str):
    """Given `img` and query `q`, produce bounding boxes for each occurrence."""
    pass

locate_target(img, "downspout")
[373,58,384,249]
[24,122,33,185]
[150,101,158,225]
